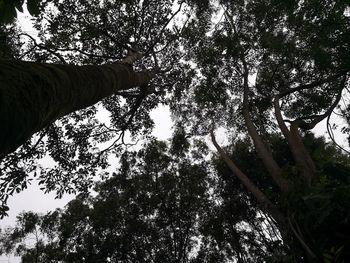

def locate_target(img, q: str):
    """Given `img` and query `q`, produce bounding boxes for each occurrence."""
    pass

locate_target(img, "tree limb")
[210,130,286,227]
[241,58,290,192]
[278,70,349,98]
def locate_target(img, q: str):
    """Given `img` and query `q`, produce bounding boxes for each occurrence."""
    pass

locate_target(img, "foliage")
[0,0,42,24]
[0,0,350,262]
[1,0,186,215]
[1,139,219,262]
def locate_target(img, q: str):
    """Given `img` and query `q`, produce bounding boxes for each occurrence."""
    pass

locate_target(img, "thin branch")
[20,33,67,64]
[99,29,131,51]
[278,70,349,98]
[287,214,317,260]
[144,1,184,55]
[297,76,346,130]
[327,113,350,155]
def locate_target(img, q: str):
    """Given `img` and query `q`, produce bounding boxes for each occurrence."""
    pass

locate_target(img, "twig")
[287,214,317,260]
[327,113,350,154]
[278,70,349,98]
[20,33,67,64]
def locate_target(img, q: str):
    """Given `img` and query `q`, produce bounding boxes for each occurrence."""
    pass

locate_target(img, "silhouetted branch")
[20,33,67,64]
[278,70,349,98]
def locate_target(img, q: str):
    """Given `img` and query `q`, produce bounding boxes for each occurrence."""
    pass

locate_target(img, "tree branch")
[210,130,286,226]
[278,70,349,98]
[327,113,350,155]
[297,77,346,130]
[20,33,67,64]
[288,214,317,261]
[241,58,290,192]
[144,1,184,56]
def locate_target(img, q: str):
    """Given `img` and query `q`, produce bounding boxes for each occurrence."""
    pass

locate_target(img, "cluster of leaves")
[1,133,350,262]
[0,135,291,262]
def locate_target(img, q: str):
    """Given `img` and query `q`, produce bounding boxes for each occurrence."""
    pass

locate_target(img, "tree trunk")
[210,131,289,241]
[0,60,153,156]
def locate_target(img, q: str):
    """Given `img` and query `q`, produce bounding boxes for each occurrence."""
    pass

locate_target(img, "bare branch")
[20,33,67,64]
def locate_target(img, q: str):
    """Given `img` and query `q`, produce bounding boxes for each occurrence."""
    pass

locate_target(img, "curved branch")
[20,33,67,64]
[241,59,290,192]
[274,95,316,185]
[144,1,184,55]
[327,113,350,155]
[297,77,346,130]
[211,131,279,210]
[288,214,317,260]
[278,70,349,98]
[274,76,347,185]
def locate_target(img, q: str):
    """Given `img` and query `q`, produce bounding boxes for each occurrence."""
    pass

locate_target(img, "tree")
[0,0,42,24]
[0,0,185,215]
[4,133,348,262]
[173,0,350,261]
[1,0,350,261]
[0,58,154,156]
[0,138,214,262]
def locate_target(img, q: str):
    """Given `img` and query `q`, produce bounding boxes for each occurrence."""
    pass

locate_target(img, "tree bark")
[274,97,316,185]
[0,60,154,156]
[241,61,290,192]
[210,131,288,234]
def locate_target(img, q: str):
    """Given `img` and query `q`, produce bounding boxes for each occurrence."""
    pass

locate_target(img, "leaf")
[0,2,17,24]
[27,0,40,16]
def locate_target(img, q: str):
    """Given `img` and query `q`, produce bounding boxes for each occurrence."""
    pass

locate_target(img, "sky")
[1,3,349,263]
[0,105,173,263]
[0,7,176,262]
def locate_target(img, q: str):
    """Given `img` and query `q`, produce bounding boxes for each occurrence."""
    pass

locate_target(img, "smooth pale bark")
[210,131,274,208]
[210,131,288,239]
[274,97,315,185]
[241,61,290,192]
[274,77,345,185]
[0,60,153,156]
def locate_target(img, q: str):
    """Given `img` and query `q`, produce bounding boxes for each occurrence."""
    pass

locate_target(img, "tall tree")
[0,0,186,214]
[173,0,350,261]
[1,138,214,262]
[0,0,349,261]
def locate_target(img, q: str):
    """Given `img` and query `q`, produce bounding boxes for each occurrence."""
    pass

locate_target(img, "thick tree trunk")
[0,60,153,156]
